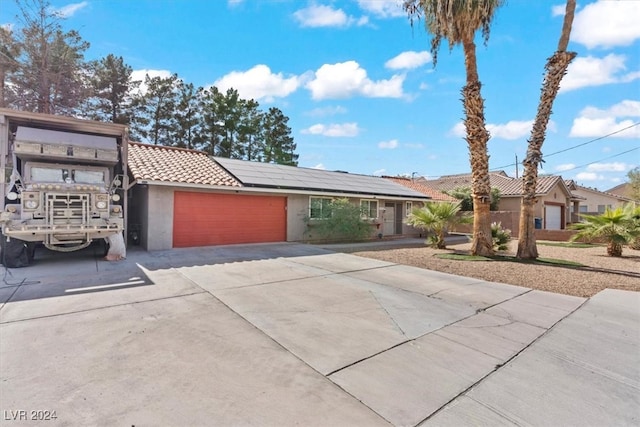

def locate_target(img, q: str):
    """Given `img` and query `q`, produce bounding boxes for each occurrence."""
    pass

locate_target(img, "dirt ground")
[346,240,640,298]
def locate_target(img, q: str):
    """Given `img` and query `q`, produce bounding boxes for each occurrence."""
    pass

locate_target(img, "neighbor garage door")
[544,204,562,230]
[173,192,286,247]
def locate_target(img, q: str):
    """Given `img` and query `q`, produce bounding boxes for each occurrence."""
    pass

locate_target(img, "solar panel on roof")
[214,157,427,198]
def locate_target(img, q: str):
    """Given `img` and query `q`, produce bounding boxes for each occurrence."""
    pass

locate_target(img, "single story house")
[423,171,578,230]
[565,180,634,220]
[605,182,638,203]
[127,143,430,250]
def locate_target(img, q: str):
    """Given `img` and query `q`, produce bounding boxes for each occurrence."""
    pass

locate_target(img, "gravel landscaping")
[346,240,640,298]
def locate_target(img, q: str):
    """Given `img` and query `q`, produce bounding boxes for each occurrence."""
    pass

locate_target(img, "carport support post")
[0,113,7,202]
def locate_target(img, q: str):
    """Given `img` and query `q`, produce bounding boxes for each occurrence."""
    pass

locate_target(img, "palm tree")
[403,0,504,256]
[625,204,640,250]
[570,206,640,257]
[406,201,471,249]
[517,0,577,259]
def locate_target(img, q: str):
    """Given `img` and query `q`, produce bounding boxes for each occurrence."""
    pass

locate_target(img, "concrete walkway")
[1,242,638,426]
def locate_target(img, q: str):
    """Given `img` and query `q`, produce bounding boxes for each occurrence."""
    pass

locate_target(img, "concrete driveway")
[1,242,638,426]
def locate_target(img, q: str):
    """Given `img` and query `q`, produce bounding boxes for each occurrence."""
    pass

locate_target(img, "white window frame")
[405,201,413,217]
[309,197,332,219]
[360,199,378,220]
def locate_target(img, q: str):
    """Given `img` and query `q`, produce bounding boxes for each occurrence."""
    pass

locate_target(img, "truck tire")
[0,235,32,268]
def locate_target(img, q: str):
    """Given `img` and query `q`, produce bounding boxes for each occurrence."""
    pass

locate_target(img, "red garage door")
[173,192,286,247]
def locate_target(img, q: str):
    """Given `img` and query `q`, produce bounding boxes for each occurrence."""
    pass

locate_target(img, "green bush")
[444,186,502,211]
[304,198,372,242]
[491,222,511,251]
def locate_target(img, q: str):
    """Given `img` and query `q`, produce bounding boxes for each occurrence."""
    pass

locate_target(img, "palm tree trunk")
[607,241,622,257]
[462,37,493,257]
[517,0,577,259]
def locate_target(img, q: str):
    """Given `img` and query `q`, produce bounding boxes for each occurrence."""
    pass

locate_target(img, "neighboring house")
[127,143,429,250]
[565,180,634,220]
[423,172,578,230]
[606,182,638,202]
[383,176,457,203]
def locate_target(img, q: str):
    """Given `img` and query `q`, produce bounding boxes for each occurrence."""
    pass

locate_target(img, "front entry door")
[383,202,395,236]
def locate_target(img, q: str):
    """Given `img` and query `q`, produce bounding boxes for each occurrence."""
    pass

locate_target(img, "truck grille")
[46,193,90,225]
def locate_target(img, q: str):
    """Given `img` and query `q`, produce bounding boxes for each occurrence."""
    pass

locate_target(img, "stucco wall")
[135,185,426,249]
[572,188,627,212]
[287,194,309,241]
[145,185,174,251]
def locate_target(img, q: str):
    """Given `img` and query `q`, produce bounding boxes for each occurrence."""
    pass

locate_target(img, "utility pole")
[515,154,519,178]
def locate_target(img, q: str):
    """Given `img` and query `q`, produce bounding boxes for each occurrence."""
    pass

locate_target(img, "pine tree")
[10,0,90,115]
[83,54,136,124]
[263,107,298,166]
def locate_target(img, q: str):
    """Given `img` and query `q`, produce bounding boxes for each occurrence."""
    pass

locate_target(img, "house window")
[597,204,611,213]
[579,205,588,213]
[406,201,413,216]
[309,197,332,219]
[360,200,378,219]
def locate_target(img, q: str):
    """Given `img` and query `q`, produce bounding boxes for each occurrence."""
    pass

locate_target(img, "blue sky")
[2,0,639,190]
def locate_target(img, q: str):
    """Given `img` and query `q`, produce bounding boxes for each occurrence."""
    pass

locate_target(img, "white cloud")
[451,119,555,140]
[570,117,640,138]
[54,1,88,18]
[576,172,604,181]
[551,4,566,17]
[305,105,347,117]
[378,139,399,149]
[560,54,640,92]
[213,65,300,101]
[228,0,243,6]
[487,120,534,140]
[293,4,365,28]
[301,122,360,137]
[450,122,466,137]
[373,168,386,176]
[555,163,576,172]
[570,100,640,138]
[419,82,429,90]
[385,51,432,70]
[306,61,404,100]
[312,163,326,170]
[130,69,174,95]
[356,0,404,18]
[586,162,629,172]
[572,1,640,49]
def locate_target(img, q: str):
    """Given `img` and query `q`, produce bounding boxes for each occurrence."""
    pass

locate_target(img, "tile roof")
[128,143,241,187]
[424,173,570,197]
[383,176,457,201]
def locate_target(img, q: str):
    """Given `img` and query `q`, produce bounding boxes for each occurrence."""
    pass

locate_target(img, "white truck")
[0,109,129,267]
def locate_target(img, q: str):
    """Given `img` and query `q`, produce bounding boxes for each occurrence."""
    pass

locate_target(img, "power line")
[490,121,640,171]
[560,147,639,172]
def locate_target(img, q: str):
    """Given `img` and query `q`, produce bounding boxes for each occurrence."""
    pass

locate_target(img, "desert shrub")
[491,222,511,251]
[304,198,372,242]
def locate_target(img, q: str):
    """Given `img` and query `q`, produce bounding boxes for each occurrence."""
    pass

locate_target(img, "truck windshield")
[31,167,67,182]
[74,170,104,184]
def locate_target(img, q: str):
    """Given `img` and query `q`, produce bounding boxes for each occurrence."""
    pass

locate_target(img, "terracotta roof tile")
[128,143,241,187]
[383,176,457,201]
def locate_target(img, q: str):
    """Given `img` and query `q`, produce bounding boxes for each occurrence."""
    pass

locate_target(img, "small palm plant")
[570,205,640,257]
[406,201,472,249]
[625,204,640,250]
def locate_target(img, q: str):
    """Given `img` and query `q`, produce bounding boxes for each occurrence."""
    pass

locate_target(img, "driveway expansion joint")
[0,290,207,325]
